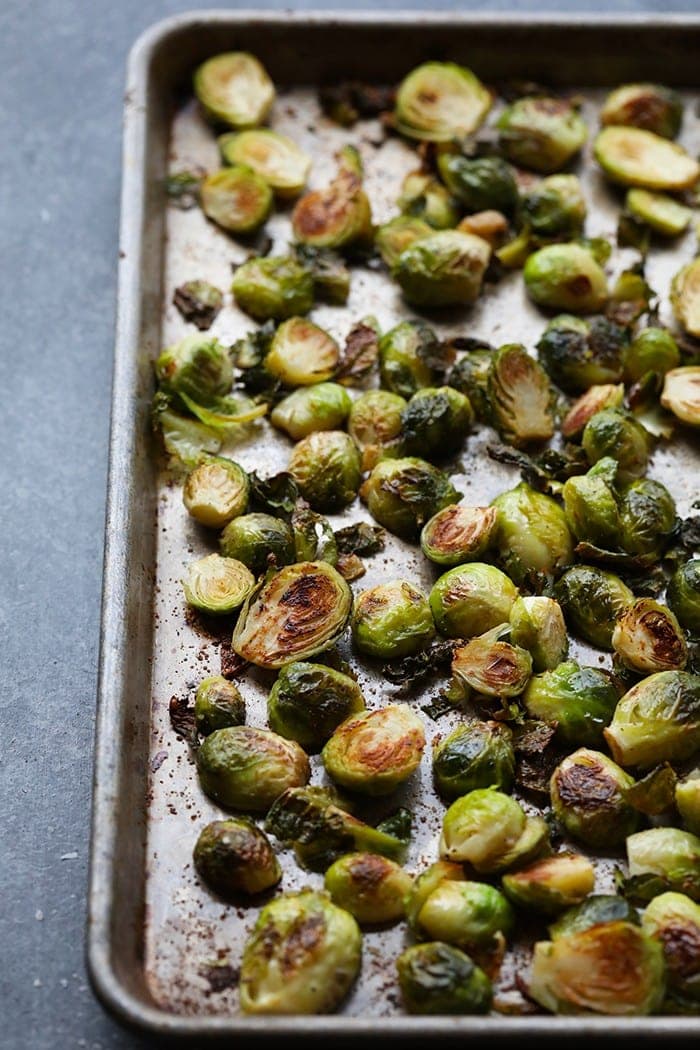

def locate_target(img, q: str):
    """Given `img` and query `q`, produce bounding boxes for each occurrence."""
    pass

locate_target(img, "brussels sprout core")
[321,705,426,796]
[352,580,435,660]
[193,818,281,897]
[421,504,497,567]
[661,366,700,426]
[194,52,275,128]
[594,126,700,190]
[394,61,491,141]
[182,553,255,614]
[612,598,688,673]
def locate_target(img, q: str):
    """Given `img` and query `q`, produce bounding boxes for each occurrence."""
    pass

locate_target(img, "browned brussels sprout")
[289,431,362,511]
[182,553,255,614]
[200,167,272,234]
[667,560,700,634]
[509,595,568,672]
[612,599,688,673]
[502,852,595,915]
[536,314,627,395]
[183,455,249,528]
[556,565,633,649]
[292,151,372,250]
[360,456,461,539]
[627,827,700,901]
[352,580,435,660]
[429,563,518,639]
[523,662,618,747]
[491,483,574,587]
[322,705,426,796]
[432,721,515,799]
[196,725,310,811]
[421,504,497,567]
[642,892,700,1008]
[378,320,447,399]
[601,83,684,139]
[497,97,587,173]
[267,661,365,752]
[582,408,651,482]
[398,171,459,229]
[440,788,549,873]
[561,384,625,439]
[437,154,518,214]
[324,852,412,926]
[595,126,699,190]
[348,389,407,470]
[488,343,554,448]
[394,62,491,141]
[194,52,274,129]
[393,230,491,308]
[604,670,700,769]
[195,676,245,735]
[661,366,700,425]
[193,818,281,897]
[396,942,492,1015]
[218,128,311,197]
[231,255,315,321]
[451,627,533,699]
[550,748,640,848]
[399,385,474,459]
[375,216,433,268]
[524,244,608,314]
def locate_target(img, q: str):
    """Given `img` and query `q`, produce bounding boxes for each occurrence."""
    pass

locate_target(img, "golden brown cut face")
[322,705,426,796]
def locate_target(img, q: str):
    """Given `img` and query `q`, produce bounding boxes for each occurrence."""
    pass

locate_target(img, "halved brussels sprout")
[183,456,249,528]
[156,333,234,406]
[232,561,352,668]
[375,216,433,269]
[182,553,255,614]
[405,860,466,934]
[360,456,461,539]
[429,562,518,639]
[321,705,425,796]
[582,408,651,482]
[601,83,683,139]
[667,560,700,634]
[661,366,700,425]
[397,942,492,1015]
[612,599,688,673]
[219,513,294,575]
[270,382,351,440]
[266,317,340,387]
[536,314,627,395]
[414,879,514,954]
[378,320,446,399]
[195,676,246,735]
[549,894,640,939]
[288,430,361,512]
[618,477,676,559]
[672,258,700,338]
[447,348,493,422]
[594,126,700,190]
[604,670,700,769]
[432,721,515,799]
[437,154,518,214]
[509,596,568,672]
[394,61,491,141]
[239,889,361,1014]
[398,171,459,230]
[627,827,700,901]
[491,483,574,587]
[399,386,474,459]
[292,160,372,250]
[488,343,554,448]
[196,725,310,811]
[193,818,281,898]
[523,661,618,747]
[524,243,608,314]
[393,230,491,309]
[561,383,625,439]
[348,389,407,470]
[626,189,692,237]
[440,788,548,873]
[267,661,365,752]
[562,460,622,551]
[550,748,639,848]
[293,244,351,305]
[556,565,633,649]
[352,580,435,660]
[421,504,497,567]
[324,852,412,925]
[676,779,700,836]
[231,255,314,321]
[194,52,275,129]
[218,129,311,197]
[451,628,533,698]
[642,892,700,1007]
[497,97,587,173]
[502,853,595,915]
[457,210,509,248]
[623,326,681,383]
[519,174,587,240]
[200,167,272,234]
[291,507,338,565]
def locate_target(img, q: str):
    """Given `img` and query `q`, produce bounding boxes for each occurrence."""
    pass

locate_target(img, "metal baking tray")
[88,10,700,1040]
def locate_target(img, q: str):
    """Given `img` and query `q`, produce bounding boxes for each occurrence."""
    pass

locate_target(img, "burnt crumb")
[173,280,223,331]
[199,961,240,994]
[169,695,197,745]
[220,641,249,680]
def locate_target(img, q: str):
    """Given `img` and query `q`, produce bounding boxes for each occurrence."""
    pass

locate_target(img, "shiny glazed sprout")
[604,670,700,769]
[324,852,413,925]
[556,565,633,649]
[231,255,315,322]
[491,483,573,587]
[430,562,518,639]
[420,504,497,567]
[522,661,618,746]
[600,83,683,138]
[289,430,361,511]
[322,704,426,796]
[524,243,608,314]
[440,788,548,873]
[182,456,249,528]
[502,853,595,916]
[396,942,493,1015]
[194,52,275,128]
[627,827,700,902]
[182,553,255,614]
[377,320,444,398]
[393,229,492,308]
[196,725,310,811]
[195,676,246,735]
[413,879,515,954]
[267,661,365,752]
[360,456,461,538]
[193,818,281,897]
[219,512,294,575]
[270,382,351,440]
[536,314,627,394]
[432,721,515,799]
[612,598,688,673]
[352,580,435,660]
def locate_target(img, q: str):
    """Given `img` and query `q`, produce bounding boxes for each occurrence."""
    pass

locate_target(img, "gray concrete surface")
[1,1,698,1047]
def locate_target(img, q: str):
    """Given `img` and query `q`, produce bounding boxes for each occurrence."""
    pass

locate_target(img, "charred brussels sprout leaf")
[437,154,518,214]
[219,513,294,575]
[642,892,700,1008]
[432,721,515,799]
[360,456,461,539]
[421,504,497,567]
[194,52,275,129]
[182,554,255,614]
[550,748,640,848]
[333,522,385,557]
[399,385,474,459]
[451,627,533,699]
[218,128,311,197]
[324,852,413,925]
[393,230,491,308]
[195,676,246,735]
[556,565,633,649]
[270,382,351,440]
[601,83,683,139]
[667,560,700,634]
[352,580,435,660]
[231,256,314,322]
[491,483,574,587]
[291,507,338,565]
[524,243,608,314]
[193,818,281,897]
[376,216,433,269]
[519,174,587,240]
[627,827,700,902]
[509,595,568,672]
[322,705,425,796]
[267,661,365,752]
[440,788,549,873]
[201,167,272,234]
[394,61,491,142]
[612,599,687,673]
[378,321,451,399]
[248,470,299,517]
[661,366,700,424]
[156,334,234,407]
[173,280,223,330]
[497,97,587,173]
[398,171,459,230]
[582,408,651,482]
[183,456,249,528]
[594,126,700,190]
[348,389,407,469]
[604,670,700,769]
[334,318,380,384]
[523,662,618,747]
[502,853,595,915]
[488,343,554,448]
[196,725,310,811]
[289,430,362,511]
[429,563,518,639]
[396,942,492,1015]
[536,314,627,395]
[626,763,678,818]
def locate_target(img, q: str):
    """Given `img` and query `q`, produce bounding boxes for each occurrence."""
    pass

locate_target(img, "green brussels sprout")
[582,408,651,482]
[509,595,568,672]
[447,348,493,422]
[437,154,518,213]
[378,320,446,399]
[396,942,492,1015]
[528,921,665,1015]
[195,676,246,735]
[348,389,407,470]
[676,779,700,836]
[430,562,518,639]
[502,852,595,915]
[351,580,435,659]
[623,327,680,386]
[322,705,425,796]
[612,598,688,674]
[393,230,491,308]
[604,670,700,769]
[200,167,272,234]
[232,561,352,668]
[536,314,627,395]
[182,456,249,528]
[421,504,497,567]
[266,317,340,387]
[488,343,554,448]
[394,61,491,142]
[270,382,351,440]
[375,216,433,269]
[231,256,314,322]
[398,171,459,230]
[292,161,372,250]
[290,507,337,565]
[432,721,515,799]
[562,459,622,551]
[550,748,639,848]
[661,365,700,424]
[556,565,633,649]
[519,174,587,240]
[549,894,640,939]
[267,661,365,752]
[594,126,699,190]
[324,852,412,925]
[360,456,461,539]
[289,431,362,512]
[399,386,474,459]
[627,827,700,901]
[182,553,255,614]
[196,725,310,811]
[451,628,533,698]
[239,889,361,1014]
[219,513,294,575]
[561,383,625,439]
[642,892,700,1007]
[523,662,618,746]
[496,97,587,173]
[193,52,274,129]
[672,259,700,338]
[668,560,700,634]
[439,788,547,873]
[491,483,574,587]
[524,243,608,314]
[626,189,692,237]
[155,334,234,407]
[601,83,683,139]
[193,818,281,898]
[414,879,514,954]
[405,860,466,934]
[218,129,311,198]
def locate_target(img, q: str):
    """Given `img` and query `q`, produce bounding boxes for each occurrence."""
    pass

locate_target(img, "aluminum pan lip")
[87,9,700,1038]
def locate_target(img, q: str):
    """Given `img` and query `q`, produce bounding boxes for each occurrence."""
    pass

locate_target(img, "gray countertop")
[1,2,698,1047]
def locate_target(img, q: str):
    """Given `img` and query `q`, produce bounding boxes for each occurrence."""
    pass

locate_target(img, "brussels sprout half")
[197,725,310,811]
[218,129,311,198]
[549,894,640,939]
[429,563,518,639]
[523,662,617,747]
[509,596,568,672]
[219,513,295,575]
[361,456,461,539]
[399,386,474,459]
[270,382,351,440]
[627,827,700,901]
[497,97,587,173]
[321,705,425,796]
[348,389,407,469]
[502,853,595,915]
[604,670,700,769]
[289,430,362,512]
[524,243,608,314]
[642,892,700,1007]
[267,661,365,752]
[594,126,700,190]
[376,216,434,269]
[561,383,625,439]
[352,580,435,660]
[612,599,688,674]
[601,83,684,139]
[193,818,281,898]
[440,788,548,873]
[182,553,255,614]
[550,748,639,849]
[393,230,491,309]
[491,483,574,587]
[397,171,459,230]
[156,334,234,406]
[488,343,554,448]
[396,942,493,1015]
[194,52,275,129]
[661,366,700,425]
[451,628,532,699]
[394,61,491,142]
[292,164,372,250]
[266,317,340,387]
[378,320,446,399]
[437,154,518,214]
[432,721,515,800]
[667,560,700,634]
[626,189,692,237]
[556,565,633,650]
[414,879,515,954]
[671,260,700,340]
[231,256,315,322]
[421,504,497,567]
[536,314,627,395]
[195,676,246,736]
[324,852,413,926]
[200,167,272,234]
[519,174,587,240]
[183,456,249,528]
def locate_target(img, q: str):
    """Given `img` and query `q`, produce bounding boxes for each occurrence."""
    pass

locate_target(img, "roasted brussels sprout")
[437,154,518,214]
[378,320,447,399]
[594,126,700,190]
[601,83,683,139]
[536,314,627,394]
[488,343,554,448]
[502,852,595,916]
[619,477,676,559]
[626,189,692,237]
[182,553,255,614]
[523,662,617,746]
[348,389,407,469]
[292,157,372,250]
[604,670,700,769]
[289,431,362,512]
[293,244,351,305]
[291,507,338,565]
[627,827,700,901]
[671,258,700,338]
[676,778,700,836]
[218,129,311,197]
[195,676,246,735]
[562,459,621,551]
[582,408,651,482]
[231,255,315,321]
[524,243,608,314]
[399,386,474,459]
[156,334,234,407]
[561,383,625,439]
[232,561,352,668]
[196,725,310,811]
[556,565,633,649]
[509,596,568,672]
[396,942,492,1015]
[398,171,459,230]
[642,892,700,1007]
[394,61,491,141]
[375,216,433,269]
[322,705,425,796]
[324,852,412,925]
[352,580,435,660]
[193,818,281,897]
[393,230,491,309]
[421,504,497,567]
[239,889,361,1014]
[550,748,639,848]
[266,317,340,386]
[549,894,640,939]
[433,721,515,799]
[491,483,574,587]
[429,562,518,639]
[497,97,587,173]
[360,456,461,539]
[447,348,493,422]
[194,52,274,129]
[667,560,700,634]
[414,879,515,954]
[173,279,223,330]
[200,167,272,234]
[452,628,533,699]
[182,456,249,528]
[520,174,587,240]
[219,513,294,575]
[613,599,688,674]
[405,860,465,934]
[267,661,365,752]
[270,382,351,440]
[440,788,549,873]
[623,326,681,385]
[661,366,700,425]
